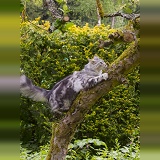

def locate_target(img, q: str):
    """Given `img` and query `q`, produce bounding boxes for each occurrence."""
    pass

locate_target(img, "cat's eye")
[91,60,96,64]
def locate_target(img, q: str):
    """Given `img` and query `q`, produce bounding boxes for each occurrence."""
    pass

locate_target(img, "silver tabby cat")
[20,56,108,114]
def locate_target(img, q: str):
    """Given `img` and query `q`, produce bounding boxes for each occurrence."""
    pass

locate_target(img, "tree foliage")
[20,0,140,28]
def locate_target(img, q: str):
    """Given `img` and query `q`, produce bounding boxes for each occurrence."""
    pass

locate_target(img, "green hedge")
[20,18,140,150]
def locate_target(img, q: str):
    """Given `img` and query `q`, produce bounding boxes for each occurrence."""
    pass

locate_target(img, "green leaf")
[63,4,69,13]
[56,0,63,4]
[123,6,133,14]
[20,3,24,12]
[63,22,75,30]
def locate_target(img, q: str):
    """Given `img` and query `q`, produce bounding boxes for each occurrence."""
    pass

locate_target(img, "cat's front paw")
[102,73,108,80]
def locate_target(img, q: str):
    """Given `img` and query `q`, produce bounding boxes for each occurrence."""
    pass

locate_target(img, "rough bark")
[98,30,137,48]
[44,0,63,19]
[96,0,104,25]
[46,40,140,160]
[104,12,140,20]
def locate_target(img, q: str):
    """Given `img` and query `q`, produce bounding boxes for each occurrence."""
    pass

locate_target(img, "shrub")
[20,18,140,150]
[20,138,140,160]
[66,138,140,160]
[20,144,49,160]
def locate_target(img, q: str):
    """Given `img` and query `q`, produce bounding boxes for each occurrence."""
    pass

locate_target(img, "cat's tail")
[20,75,49,102]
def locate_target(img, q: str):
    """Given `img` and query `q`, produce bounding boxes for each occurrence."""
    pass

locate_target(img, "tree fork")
[46,40,140,160]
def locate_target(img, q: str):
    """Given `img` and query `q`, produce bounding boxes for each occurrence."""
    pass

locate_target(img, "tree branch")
[98,17,140,48]
[99,30,137,48]
[104,11,140,20]
[46,40,140,160]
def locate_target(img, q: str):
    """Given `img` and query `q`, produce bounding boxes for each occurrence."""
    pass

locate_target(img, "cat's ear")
[88,58,92,62]
[93,55,99,59]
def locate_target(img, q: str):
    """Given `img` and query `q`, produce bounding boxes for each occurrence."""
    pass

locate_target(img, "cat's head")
[88,55,108,72]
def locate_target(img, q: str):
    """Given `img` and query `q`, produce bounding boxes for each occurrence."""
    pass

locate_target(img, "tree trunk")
[45,0,63,19]
[97,7,101,26]
[46,40,140,160]
[111,17,115,28]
